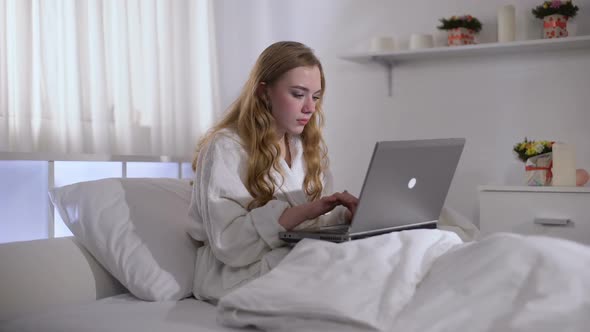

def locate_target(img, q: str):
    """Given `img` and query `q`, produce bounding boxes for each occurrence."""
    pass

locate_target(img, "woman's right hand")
[279,191,359,231]
[305,191,358,220]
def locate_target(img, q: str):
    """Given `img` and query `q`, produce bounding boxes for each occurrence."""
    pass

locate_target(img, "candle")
[370,37,395,52]
[498,5,516,42]
[409,34,434,50]
[552,142,576,186]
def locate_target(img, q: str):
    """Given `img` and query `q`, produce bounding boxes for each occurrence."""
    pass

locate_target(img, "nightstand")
[479,185,590,246]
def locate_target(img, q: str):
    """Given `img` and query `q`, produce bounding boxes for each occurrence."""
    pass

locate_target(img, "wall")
[213,0,590,224]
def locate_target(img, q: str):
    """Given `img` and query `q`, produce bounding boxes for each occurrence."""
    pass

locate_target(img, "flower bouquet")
[532,1,579,38]
[514,138,554,186]
[437,15,483,46]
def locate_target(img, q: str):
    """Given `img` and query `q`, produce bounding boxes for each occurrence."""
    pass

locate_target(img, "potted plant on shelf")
[513,138,554,186]
[532,0,579,39]
[438,15,483,46]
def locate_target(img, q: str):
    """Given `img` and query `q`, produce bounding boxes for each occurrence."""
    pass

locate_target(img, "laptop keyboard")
[318,224,350,234]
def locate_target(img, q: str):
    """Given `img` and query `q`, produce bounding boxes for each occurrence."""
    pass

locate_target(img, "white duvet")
[218,230,590,332]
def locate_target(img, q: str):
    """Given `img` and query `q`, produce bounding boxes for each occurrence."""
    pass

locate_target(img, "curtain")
[0,0,219,156]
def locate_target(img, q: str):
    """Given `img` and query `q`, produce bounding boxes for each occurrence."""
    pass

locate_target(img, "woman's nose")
[303,96,315,113]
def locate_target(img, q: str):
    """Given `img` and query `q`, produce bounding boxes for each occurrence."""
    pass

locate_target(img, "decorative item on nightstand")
[551,142,576,186]
[513,138,554,186]
[577,169,590,186]
[532,0,579,39]
[438,15,482,46]
[550,143,590,187]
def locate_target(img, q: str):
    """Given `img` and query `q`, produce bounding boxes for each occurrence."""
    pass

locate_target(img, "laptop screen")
[349,138,465,234]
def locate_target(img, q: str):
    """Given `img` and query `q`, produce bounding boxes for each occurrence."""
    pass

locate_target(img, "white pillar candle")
[370,36,395,53]
[498,5,516,42]
[409,34,434,50]
[552,142,576,186]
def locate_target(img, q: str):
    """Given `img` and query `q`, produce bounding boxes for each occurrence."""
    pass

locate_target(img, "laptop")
[279,138,465,243]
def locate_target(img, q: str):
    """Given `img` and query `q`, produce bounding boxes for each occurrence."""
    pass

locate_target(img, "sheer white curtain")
[0,0,218,156]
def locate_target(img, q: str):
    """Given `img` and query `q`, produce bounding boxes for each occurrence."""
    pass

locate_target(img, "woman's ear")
[256,82,267,99]
[257,82,272,109]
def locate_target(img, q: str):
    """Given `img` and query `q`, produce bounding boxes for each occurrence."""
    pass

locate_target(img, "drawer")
[479,189,590,246]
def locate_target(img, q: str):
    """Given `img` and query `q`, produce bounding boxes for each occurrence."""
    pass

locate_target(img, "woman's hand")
[304,191,359,220]
[279,191,359,230]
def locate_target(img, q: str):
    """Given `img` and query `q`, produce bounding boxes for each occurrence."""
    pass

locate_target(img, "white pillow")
[49,178,200,301]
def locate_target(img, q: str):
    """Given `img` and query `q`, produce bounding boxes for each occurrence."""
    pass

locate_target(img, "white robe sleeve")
[194,135,290,268]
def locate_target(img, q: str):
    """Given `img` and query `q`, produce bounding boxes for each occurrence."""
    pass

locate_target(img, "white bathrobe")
[188,129,347,301]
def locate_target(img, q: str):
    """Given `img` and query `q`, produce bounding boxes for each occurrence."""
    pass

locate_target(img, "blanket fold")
[217,229,463,331]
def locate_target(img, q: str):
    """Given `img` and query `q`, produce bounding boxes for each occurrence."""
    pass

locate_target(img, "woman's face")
[264,65,322,137]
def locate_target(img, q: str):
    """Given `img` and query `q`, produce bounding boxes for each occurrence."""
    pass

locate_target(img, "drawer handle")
[534,218,570,226]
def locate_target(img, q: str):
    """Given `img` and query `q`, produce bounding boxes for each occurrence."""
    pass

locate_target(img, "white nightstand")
[479,185,590,246]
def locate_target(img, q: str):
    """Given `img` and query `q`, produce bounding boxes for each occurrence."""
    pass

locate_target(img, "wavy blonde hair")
[192,41,328,210]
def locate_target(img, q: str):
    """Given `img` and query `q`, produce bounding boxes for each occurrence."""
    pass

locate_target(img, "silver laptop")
[279,138,465,243]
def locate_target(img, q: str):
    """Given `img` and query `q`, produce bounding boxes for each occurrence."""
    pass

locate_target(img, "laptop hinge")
[350,220,438,237]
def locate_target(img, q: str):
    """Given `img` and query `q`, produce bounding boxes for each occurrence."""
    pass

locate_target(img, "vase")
[524,153,553,186]
[543,14,568,39]
[447,27,477,46]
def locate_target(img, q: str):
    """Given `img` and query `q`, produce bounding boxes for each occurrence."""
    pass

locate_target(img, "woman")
[189,41,358,301]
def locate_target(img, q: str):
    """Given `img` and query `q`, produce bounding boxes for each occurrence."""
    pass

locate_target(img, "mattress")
[0,294,250,332]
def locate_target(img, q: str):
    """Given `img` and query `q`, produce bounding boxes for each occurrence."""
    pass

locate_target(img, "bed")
[3,231,590,332]
[1,153,590,332]
[2,289,241,332]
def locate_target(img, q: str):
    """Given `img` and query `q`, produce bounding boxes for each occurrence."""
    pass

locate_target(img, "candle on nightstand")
[552,142,576,186]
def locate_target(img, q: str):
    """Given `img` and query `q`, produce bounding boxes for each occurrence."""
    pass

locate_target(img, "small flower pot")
[525,153,553,186]
[447,27,477,46]
[543,14,568,39]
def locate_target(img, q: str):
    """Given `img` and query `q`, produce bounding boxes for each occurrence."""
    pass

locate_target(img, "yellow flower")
[519,142,527,150]
[543,3,549,8]
[526,147,537,156]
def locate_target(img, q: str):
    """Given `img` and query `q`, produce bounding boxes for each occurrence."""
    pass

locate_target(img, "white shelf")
[340,35,590,96]
[479,185,590,193]
[340,35,590,65]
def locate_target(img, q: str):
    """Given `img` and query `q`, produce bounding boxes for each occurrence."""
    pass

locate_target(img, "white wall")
[213,0,590,225]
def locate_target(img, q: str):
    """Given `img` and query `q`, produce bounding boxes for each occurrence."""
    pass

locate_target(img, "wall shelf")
[340,35,590,96]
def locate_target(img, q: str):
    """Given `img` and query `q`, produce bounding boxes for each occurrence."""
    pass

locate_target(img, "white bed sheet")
[218,231,590,331]
[1,294,252,332]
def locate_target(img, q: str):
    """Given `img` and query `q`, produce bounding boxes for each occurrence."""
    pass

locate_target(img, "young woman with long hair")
[189,41,358,301]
